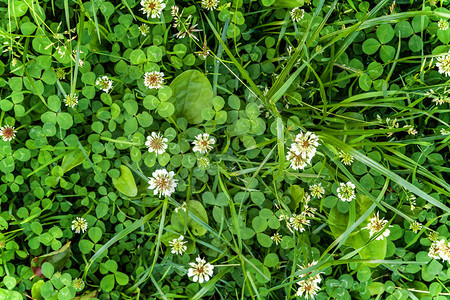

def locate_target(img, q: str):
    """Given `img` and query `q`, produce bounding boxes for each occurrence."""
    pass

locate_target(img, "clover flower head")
[290,7,305,22]
[144,71,165,89]
[64,93,78,108]
[339,151,354,165]
[139,24,150,36]
[409,221,422,233]
[197,157,210,169]
[0,125,17,142]
[289,213,310,232]
[296,278,320,299]
[293,131,320,159]
[286,148,311,170]
[438,19,449,31]
[148,169,178,198]
[71,217,88,234]
[271,233,282,245]
[140,0,166,18]
[309,183,325,199]
[145,132,168,155]
[95,76,113,93]
[363,211,391,240]
[73,278,85,291]
[169,235,187,255]
[187,256,214,283]
[201,0,219,10]
[436,54,450,77]
[192,133,215,154]
[337,182,356,202]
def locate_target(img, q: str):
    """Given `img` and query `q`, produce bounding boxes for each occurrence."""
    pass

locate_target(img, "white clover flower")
[409,221,422,233]
[187,256,214,283]
[0,125,17,142]
[309,183,325,199]
[363,212,392,240]
[289,213,310,232]
[296,278,320,299]
[144,71,165,89]
[293,131,320,159]
[290,7,305,22]
[299,261,323,284]
[148,169,178,198]
[139,24,150,36]
[429,241,442,259]
[286,148,311,170]
[73,278,85,291]
[192,133,215,154]
[64,93,78,108]
[201,0,219,10]
[339,151,354,165]
[95,76,113,93]
[197,157,210,169]
[271,233,282,245]
[71,217,88,234]
[140,0,166,18]
[169,235,187,255]
[438,19,449,31]
[336,182,356,202]
[436,54,450,77]
[429,239,450,262]
[145,132,168,155]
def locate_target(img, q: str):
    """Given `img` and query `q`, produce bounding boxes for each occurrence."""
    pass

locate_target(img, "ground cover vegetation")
[1,0,450,299]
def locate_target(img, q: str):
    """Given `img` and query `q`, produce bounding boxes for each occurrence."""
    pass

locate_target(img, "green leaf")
[379,45,395,63]
[112,165,137,197]
[3,276,16,290]
[115,272,129,285]
[31,280,45,300]
[79,240,94,254]
[329,195,386,266]
[88,227,102,244]
[394,20,413,38]
[171,200,209,236]
[31,242,72,278]
[56,113,73,130]
[359,73,372,91]
[376,24,394,44]
[147,46,163,62]
[10,1,28,17]
[41,262,54,278]
[362,38,380,55]
[130,49,146,65]
[408,35,423,52]
[411,15,429,33]
[61,148,90,173]
[100,274,115,292]
[169,70,214,124]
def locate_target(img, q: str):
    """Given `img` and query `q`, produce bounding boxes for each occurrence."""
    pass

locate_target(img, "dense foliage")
[1,0,450,299]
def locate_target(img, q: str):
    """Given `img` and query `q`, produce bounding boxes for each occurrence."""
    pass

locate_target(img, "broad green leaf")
[171,200,209,236]
[61,147,90,173]
[169,70,213,124]
[31,242,72,278]
[329,195,386,266]
[112,165,137,197]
